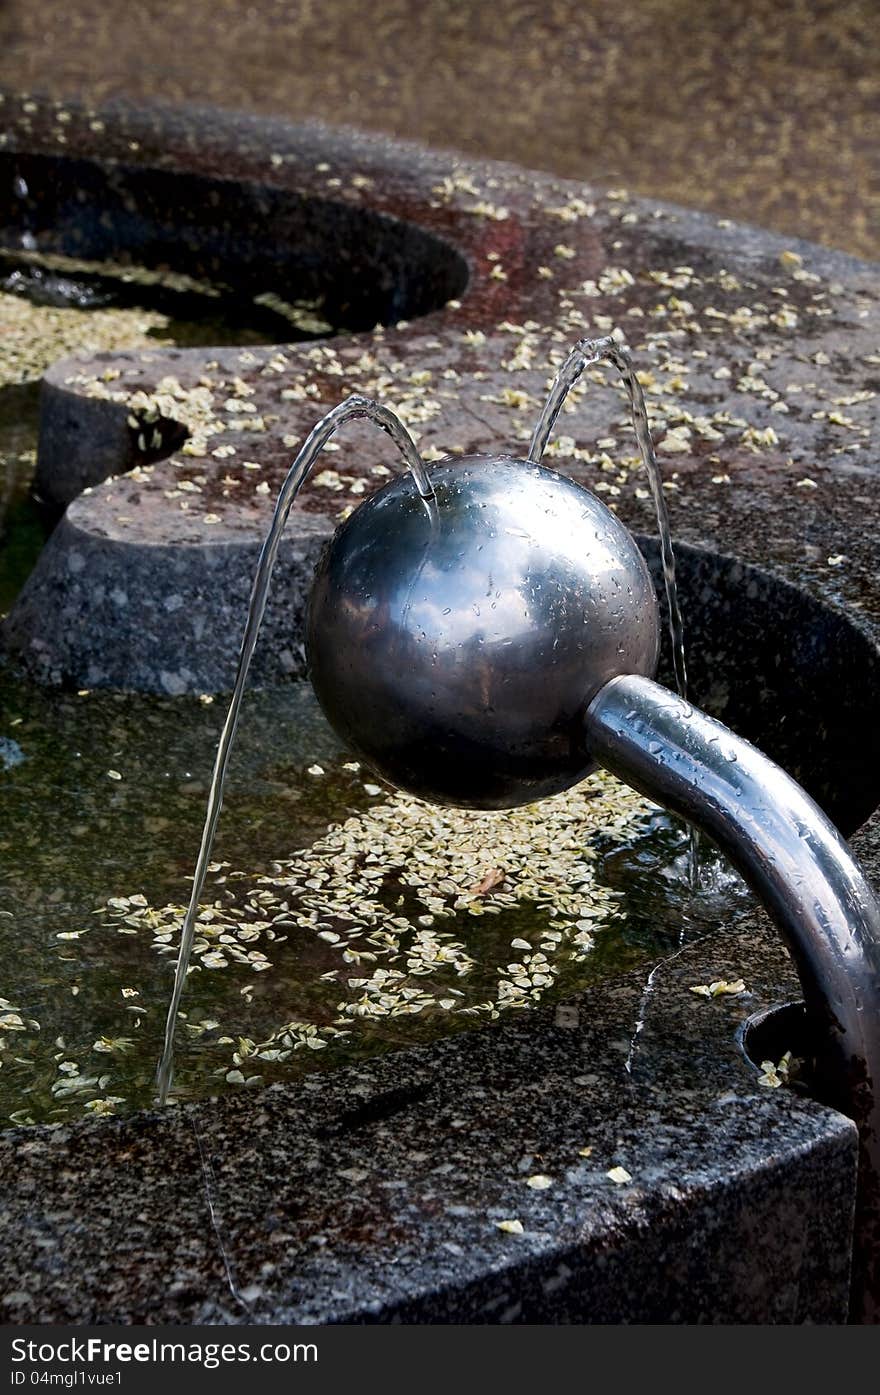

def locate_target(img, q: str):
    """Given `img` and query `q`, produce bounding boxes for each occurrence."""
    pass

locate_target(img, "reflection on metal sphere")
[306,455,660,809]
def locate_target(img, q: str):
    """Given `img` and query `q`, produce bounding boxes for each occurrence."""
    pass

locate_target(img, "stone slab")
[0,921,858,1324]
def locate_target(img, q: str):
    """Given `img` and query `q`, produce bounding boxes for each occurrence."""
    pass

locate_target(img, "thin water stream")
[155,398,436,1103]
[528,335,698,882]
[528,336,689,709]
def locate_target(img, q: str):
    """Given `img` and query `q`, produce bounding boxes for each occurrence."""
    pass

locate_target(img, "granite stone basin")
[0,94,878,1325]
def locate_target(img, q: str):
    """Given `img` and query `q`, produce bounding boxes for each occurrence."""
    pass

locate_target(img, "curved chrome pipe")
[585,674,880,1322]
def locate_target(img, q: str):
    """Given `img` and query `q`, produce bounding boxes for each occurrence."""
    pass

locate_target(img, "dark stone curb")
[0,922,858,1324]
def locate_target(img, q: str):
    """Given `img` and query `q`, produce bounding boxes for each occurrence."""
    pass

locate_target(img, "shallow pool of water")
[0,659,755,1124]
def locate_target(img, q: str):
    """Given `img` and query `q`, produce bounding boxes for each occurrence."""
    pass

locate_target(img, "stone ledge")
[0,921,858,1324]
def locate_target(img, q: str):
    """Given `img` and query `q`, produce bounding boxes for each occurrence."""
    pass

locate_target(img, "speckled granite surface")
[0,923,859,1324]
[0,97,878,1324]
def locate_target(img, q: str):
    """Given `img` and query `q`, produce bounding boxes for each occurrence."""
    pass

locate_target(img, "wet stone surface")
[0,920,859,1324]
[0,96,877,1323]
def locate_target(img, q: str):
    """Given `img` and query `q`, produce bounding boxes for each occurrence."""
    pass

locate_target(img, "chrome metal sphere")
[306,455,660,809]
